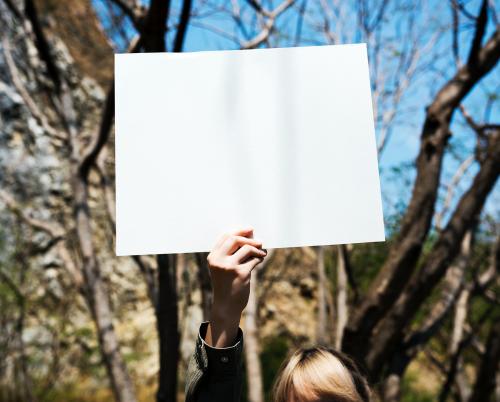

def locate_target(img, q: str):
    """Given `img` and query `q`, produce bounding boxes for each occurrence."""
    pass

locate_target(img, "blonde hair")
[273,346,371,402]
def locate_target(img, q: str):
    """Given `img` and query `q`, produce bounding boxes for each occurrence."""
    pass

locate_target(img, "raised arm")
[206,228,266,347]
[185,228,266,402]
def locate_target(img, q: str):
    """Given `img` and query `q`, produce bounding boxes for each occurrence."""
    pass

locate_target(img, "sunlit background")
[0,1,499,401]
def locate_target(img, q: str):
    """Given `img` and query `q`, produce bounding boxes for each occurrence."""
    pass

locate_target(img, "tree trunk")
[27,2,139,399]
[468,321,500,402]
[382,373,401,402]
[140,3,184,400]
[344,25,500,362]
[450,290,469,354]
[72,177,138,402]
[316,246,328,345]
[335,245,348,350]
[61,53,137,401]
[156,254,180,402]
[364,132,500,376]
[382,230,473,402]
[495,371,500,402]
[243,271,264,402]
[69,173,136,402]
[3,1,138,400]
[195,253,213,321]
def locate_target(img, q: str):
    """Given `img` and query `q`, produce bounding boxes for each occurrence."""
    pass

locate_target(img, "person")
[185,228,371,402]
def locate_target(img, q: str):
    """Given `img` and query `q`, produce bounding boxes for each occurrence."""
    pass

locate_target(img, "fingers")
[213,228,254,251]
[214,233,230,249]
[232,227,254,237]
[232,244,266,263]
[221,234,262,255]
[240,256,264,272]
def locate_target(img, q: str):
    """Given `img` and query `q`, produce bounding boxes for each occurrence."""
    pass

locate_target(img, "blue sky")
[93,0,499,228]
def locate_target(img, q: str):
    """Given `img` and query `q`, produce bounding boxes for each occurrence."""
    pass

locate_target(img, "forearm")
[185,229,264,402]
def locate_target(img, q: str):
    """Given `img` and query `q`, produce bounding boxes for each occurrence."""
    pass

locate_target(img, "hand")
[205,228,266,347]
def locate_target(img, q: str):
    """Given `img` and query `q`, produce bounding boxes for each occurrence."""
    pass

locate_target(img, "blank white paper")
[114,44,384,256]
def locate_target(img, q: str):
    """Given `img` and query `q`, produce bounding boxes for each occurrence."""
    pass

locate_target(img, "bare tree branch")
[344,27,500,363]
[242,0,295,49]
[450,0,478,20]
[79,36,140,180]
[438,305,494,402]
[108,0,144,26]
[460,104,499,135]
[467,321,500,402]
[3,0,23,20]
[24,0,61,91]
[0,190,65,239]
[156,254,179,402]
[316,246,328,345]
[434,155,475,231]
[132,256,158,311]
[381,229,474,401]
[142,0,171,52]
[364,129,500,374]
[405,230,473,351]
[194,253,212,321]
[96,148,116,228]
[242,249,274,402]
[475,235,499,291]
[467,0,489,69]
[0,267,24,302]
[2,36,64,140]
[0,189,84,287]
[294,0,308,46]
[79,82,114,180]
[451,0,460,66]
[335,245,348,349]
[246,0,266,16]
[173,0,193,52]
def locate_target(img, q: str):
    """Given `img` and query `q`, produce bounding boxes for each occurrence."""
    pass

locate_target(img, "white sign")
[115,44,384,256]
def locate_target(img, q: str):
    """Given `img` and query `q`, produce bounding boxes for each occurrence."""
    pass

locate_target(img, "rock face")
[0,1,143,399]
[34,0,114,86]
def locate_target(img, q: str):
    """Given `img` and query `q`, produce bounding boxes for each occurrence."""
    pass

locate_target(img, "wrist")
[210,302,242,325]
[206,304,242,348]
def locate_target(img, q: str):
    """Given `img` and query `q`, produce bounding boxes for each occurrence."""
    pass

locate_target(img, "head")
[273,346,371,402]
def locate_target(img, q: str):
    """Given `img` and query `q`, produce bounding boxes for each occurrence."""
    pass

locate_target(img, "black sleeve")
[185,322,244,402]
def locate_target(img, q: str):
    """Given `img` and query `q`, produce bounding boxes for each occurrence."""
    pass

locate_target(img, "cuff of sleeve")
[196,322,244,377]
